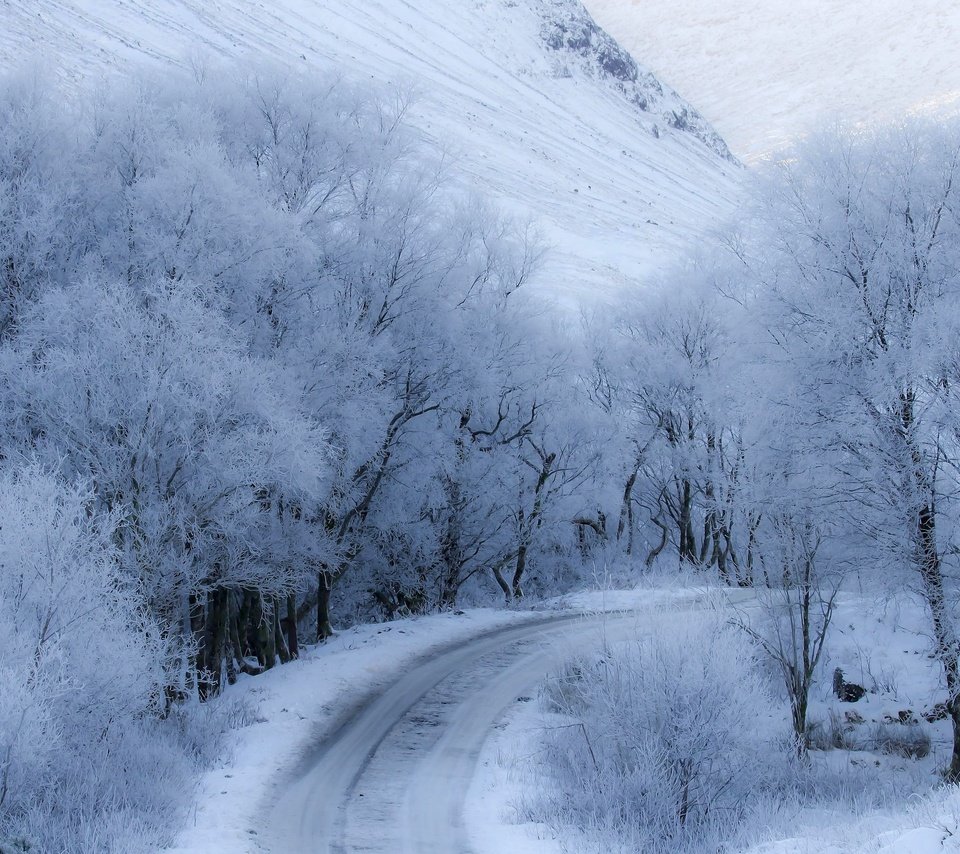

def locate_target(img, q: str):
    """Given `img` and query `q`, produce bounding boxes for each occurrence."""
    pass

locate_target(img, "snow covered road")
[263,614,594,852]
[261,598,743,853]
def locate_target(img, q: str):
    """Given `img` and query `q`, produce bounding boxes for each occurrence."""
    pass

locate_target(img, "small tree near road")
[738,513,840,755]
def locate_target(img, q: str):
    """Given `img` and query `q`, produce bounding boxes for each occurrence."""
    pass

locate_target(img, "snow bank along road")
[263,594,752,853]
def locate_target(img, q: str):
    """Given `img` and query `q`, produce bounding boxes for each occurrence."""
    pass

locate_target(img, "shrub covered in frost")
[0,466,196,852]
[533,616,782,853]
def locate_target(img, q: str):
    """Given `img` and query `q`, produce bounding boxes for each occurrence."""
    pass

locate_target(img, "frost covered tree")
[0,59,585,676]
[0,466,194,852]
[0,70,80,338]
[589,274,748,578]
[0,279,328,697]
[536,616,777,852]
[737,120,960,778]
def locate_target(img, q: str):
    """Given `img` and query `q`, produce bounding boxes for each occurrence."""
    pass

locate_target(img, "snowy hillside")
[5,5,960,854]
[0,0,738,304]
[584,0,960,160]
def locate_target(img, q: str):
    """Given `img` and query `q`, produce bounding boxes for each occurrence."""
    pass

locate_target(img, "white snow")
[736,591,959,854]
[166,587,733,854]
[6,4,958,853]
[465,681,567,854]
[166,608,544,854]
[459,587,960,854]
[0,0,738,307]
[583,0,960,161]
[465,589,762,853]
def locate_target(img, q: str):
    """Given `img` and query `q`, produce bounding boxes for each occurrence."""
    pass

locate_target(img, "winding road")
[262,595,745,853]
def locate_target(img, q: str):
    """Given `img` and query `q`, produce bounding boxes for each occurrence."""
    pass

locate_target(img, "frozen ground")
[0,0,738,307]
[741,592,960,854]
[583,0,960,160]
[155,576,960,854]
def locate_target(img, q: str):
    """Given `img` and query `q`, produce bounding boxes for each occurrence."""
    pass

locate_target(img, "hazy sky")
[583,0,960,160]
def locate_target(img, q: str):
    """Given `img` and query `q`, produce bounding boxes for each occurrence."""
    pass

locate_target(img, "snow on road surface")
[583,0,960,161]
[265,614,607,853]
[0,0,738,307]
[269,592,758,853]
[167,587,741,854]
[165,608,546,854]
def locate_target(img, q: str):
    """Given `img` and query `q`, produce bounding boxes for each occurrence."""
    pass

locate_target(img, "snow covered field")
[583,0,960,160]
[162,581,960,854]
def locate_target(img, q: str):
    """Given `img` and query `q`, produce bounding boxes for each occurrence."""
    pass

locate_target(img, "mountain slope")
[0,0,739,303]
[584,0,960,160]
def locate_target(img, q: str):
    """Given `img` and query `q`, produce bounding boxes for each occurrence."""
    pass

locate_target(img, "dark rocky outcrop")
[535,0,736,162]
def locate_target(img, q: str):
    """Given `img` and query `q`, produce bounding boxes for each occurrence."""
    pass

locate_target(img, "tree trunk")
[187,590,205,698]
[249,592,277,670]
[917,502,960,779]
[790,679,809,757]
[713,528,729,584]
[229,590,261,677]
[698,514,713,567]
[440,476,464,609]
[512,544,527,599]
[741,517,759,587]
[573,515,606,558]
[645,514,669,568]
[274,597,291,664]
[512,449,556,598]
[196,588,232,699]
[617,462,640,553]
[213,588,233,691]
[283,593,299,660]
[492,559,512,603]
[899,389,960,778]
[248,591,263,667]
[439,579,459,609]
[317,571,334,641]
[261,598,277,669]
[678,479,698,565]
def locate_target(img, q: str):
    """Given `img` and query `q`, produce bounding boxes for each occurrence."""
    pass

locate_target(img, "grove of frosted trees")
[3,58,960,850]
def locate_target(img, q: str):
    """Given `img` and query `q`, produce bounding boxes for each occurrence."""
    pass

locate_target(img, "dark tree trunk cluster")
[191,588,298,700]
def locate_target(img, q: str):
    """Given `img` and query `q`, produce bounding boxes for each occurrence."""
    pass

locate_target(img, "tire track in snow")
[263,594,753,853]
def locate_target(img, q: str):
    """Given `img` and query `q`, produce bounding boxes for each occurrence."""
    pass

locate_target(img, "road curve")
[262,600,719,853]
